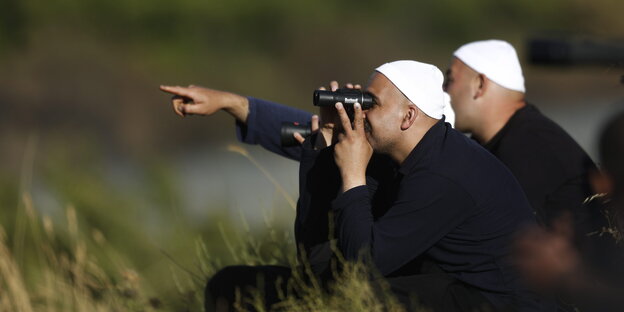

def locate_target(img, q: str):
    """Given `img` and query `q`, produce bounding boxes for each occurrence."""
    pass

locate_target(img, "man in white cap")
[327,60,540,311]
[162,61,542,311]
[444,39,596,227]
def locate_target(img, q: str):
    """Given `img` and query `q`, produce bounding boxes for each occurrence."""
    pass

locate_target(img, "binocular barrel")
[280,122,312,147]
[313,89,375,109]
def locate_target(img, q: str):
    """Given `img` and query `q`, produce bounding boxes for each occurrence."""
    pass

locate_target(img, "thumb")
[293,132,305,144]
[311,115,319,132]
[178,103,202,115]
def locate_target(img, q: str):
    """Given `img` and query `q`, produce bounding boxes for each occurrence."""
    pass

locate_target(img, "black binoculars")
[313,88,376,109]
[280,89,375,147]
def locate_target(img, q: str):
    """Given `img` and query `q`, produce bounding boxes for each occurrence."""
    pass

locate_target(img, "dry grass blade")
[226,144,296,210]
[0,227,34,312]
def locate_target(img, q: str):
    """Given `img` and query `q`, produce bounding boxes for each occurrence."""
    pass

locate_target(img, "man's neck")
[473,100,526,145]
[391,119,438,164]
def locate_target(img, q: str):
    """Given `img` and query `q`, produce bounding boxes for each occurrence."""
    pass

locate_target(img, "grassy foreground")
[0,197,412,312]
[0,144,416,311]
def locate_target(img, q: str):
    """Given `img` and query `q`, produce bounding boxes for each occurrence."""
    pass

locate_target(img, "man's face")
[363,73,409,153]
[444,57,478,133]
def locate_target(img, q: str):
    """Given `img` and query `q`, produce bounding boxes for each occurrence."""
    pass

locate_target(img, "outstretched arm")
[160,84,312,160]
[160,85,250,122]
[160,82,358,161]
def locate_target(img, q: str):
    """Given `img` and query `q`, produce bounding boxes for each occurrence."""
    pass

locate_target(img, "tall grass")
[0,195,157,311]
[0,196,410,311]
[0,144,413,311]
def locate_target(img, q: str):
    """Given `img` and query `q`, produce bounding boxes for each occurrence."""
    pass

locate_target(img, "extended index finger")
[335,103,352,135]
[159,85,194,98]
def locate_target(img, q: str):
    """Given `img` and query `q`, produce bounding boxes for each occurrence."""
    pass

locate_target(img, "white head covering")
[375,60,454,126]
[453,39,525,93]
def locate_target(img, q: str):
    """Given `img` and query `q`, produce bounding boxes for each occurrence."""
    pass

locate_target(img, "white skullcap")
[453,40,525,93]
[375,60,452,123]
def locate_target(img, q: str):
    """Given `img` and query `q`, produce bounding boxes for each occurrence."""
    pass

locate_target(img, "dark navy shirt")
[331,118,538,308]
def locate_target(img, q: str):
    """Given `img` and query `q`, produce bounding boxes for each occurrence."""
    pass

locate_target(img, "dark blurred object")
[528,38,624,66]
[313,88,376,109]
[281,122,311,147]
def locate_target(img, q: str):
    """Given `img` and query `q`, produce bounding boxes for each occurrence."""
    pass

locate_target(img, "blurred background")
[1,0,623,310]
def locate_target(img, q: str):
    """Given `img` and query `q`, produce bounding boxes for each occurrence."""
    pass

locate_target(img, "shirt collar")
[482,103,533,150]
[398,117,448,175]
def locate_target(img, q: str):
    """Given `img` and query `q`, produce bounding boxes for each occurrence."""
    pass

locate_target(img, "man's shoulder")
[432,129,520,190]
[407,122,519,193]
[443,127,507,168]
[504,104,579,146]
[497,104,594,167]
[399,169,477,209]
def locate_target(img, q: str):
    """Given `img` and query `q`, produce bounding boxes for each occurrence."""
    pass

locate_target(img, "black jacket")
[482,104,596,226]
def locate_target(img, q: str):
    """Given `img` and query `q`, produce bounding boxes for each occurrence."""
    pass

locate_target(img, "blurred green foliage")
[0,1,619,171]
[2,0,622,157]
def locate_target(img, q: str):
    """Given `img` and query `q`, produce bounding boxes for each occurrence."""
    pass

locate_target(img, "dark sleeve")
[294,139,340,274]
[293,143,393,275]
[331,174,473,276]
[236,97,313,161]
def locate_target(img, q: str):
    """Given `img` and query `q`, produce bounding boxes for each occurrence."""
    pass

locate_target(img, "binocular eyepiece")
[280,88,375,147]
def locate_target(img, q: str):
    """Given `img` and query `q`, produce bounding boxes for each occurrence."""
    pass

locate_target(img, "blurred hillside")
[1,0,623,162]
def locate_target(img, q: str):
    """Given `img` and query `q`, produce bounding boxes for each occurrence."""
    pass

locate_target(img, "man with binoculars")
[162,60,542,311]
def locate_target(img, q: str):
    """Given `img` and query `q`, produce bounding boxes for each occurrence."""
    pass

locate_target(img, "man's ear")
[473,73,487,100]
[401,105,418,130]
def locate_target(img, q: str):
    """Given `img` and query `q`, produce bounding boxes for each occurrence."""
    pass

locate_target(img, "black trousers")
[385,273,495,312]
[205,265,293,311]
[205,265,496,312]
